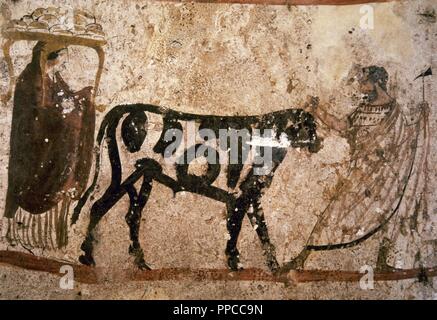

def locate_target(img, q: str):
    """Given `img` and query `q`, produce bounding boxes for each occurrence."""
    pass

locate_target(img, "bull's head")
[284,109,321,153]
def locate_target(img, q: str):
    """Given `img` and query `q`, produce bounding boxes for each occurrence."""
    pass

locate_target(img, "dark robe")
[4,42,95,218]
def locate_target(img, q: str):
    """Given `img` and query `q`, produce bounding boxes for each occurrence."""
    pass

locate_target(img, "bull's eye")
[298,127,309,141]
[121,111,148,153]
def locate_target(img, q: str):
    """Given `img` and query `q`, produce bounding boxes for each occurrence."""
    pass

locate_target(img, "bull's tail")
[70,116,110,225]
[70,104,161,225]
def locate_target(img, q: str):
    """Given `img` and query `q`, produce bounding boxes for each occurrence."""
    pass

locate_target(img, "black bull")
[72,104,321,272]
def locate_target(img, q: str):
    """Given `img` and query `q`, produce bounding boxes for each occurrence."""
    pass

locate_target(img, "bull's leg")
[230,168,280,272]
[247,197,279,272]
[225,198,250,271]
[225,194,279,272]
[125,177,153,270]
[79,187,125,266]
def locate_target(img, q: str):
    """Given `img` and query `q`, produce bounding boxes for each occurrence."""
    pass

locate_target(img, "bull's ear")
[121,110,148,153]
[308,137,322,153]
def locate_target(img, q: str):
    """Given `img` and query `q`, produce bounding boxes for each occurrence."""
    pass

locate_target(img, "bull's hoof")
[129,244,151,270]
[267,258,280,273]
[79,254,95,266]
[227,255,243,271]
[136,259,152,271]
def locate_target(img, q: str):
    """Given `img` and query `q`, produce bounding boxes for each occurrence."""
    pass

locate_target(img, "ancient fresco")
[0,0,435,299]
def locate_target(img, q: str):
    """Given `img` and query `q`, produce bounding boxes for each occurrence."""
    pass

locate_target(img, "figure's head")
[32,41,68,71]
[285,109,321,153]
[357,66,388,101]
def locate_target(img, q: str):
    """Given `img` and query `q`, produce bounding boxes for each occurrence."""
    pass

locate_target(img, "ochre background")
[0,0,435,299]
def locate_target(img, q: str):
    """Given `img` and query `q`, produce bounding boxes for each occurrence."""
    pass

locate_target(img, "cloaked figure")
[2,7,106,249]
[281,66,431,272]
[4,42,96,247]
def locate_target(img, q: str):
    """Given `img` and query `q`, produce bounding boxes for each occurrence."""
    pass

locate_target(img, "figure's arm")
[304,96,349,133]
[314,105,349,132]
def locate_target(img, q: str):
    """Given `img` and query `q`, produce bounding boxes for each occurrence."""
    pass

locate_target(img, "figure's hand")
[96,104,107,112]
[303,95,320,113]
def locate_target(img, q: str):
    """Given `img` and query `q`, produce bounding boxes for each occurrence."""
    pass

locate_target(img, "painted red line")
[155,0,397,6]
[1,250,435,284]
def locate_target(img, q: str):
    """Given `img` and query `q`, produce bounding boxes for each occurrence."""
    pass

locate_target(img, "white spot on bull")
[247,131,292,148]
